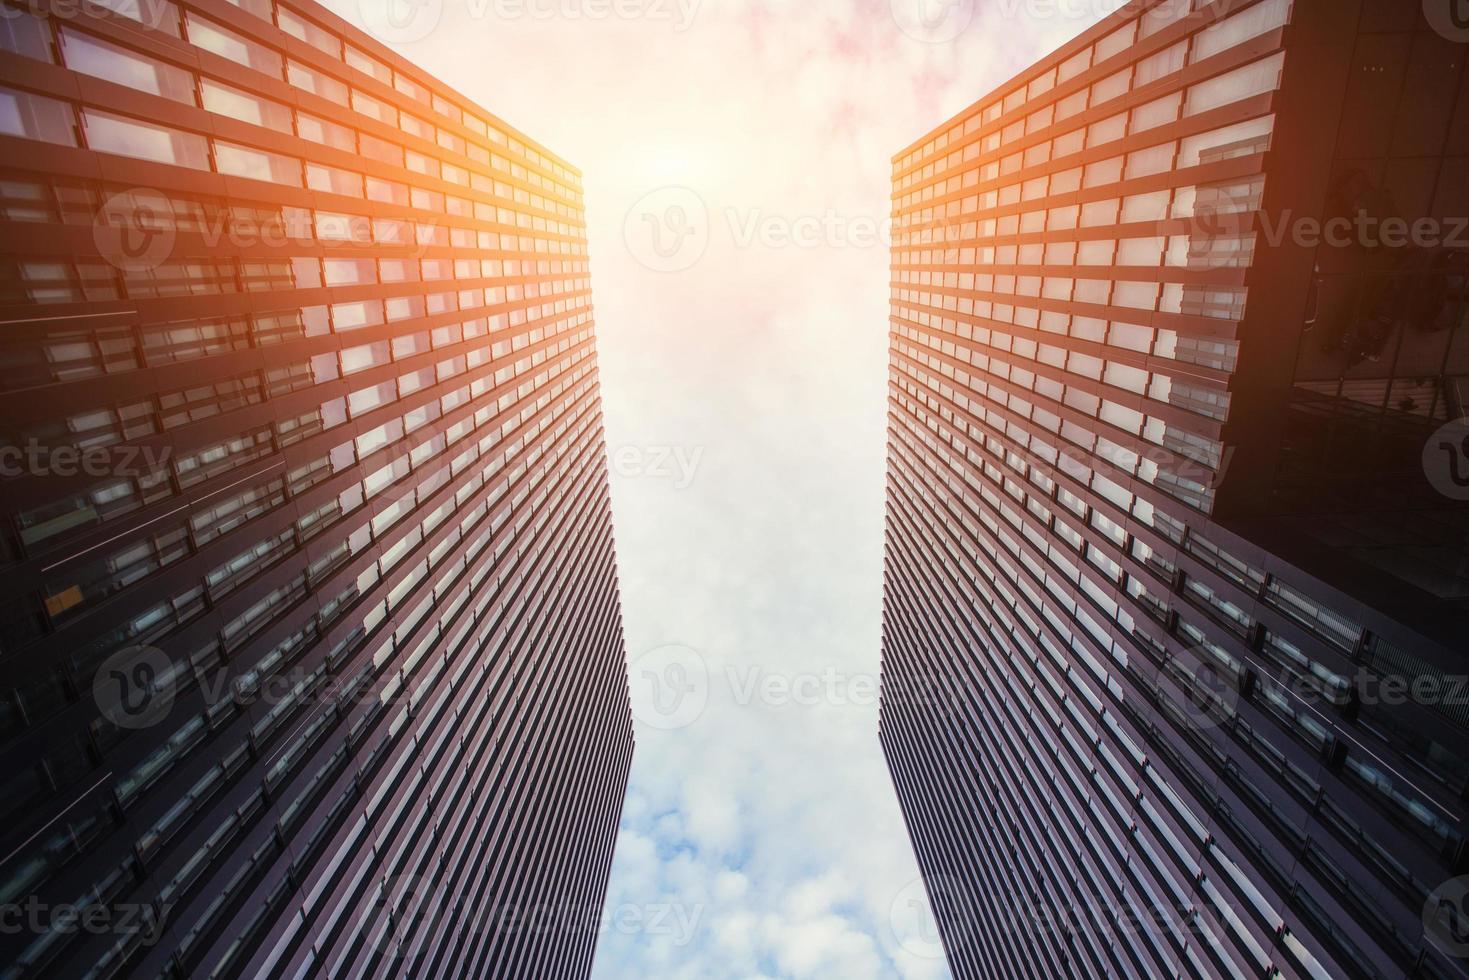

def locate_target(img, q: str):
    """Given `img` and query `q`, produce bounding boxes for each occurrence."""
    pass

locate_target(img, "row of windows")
[893,0,1289,180]
[6,409,619,976]
[0,85,583,235]
[887,360,1464,859]
[880,506,1346,978]
[11,312,593,564]
[0,0,582,196]
[2,333,602,840]
[895,56,1282,215]
[4,251,589,310]
[883,420,1458,975]
[0,178,587,254]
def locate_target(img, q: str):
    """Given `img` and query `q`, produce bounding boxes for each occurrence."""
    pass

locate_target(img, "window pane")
[60,29,195,104]
[201,79,292,132]
[287,60,348,105]
[0,9,54,63]
[296,113,355,152]
[306,163,361,196]
[93,0,181,36]
[278,7,340,55]
[344,45,391,85]
[186,14,282,77]
[0,88,76,146]
[214,141,302,185]
[84,110,206,166]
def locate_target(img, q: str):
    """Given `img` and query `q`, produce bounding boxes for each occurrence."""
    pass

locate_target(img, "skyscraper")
[0,1,632,977]
[881,1,1468,977]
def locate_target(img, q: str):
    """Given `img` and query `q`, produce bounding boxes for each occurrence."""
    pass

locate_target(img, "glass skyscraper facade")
[0,1,633,977]
[882,1,1468,977]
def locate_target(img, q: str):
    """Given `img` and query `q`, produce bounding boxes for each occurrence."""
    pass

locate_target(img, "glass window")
[340,341,389,375]
[366,176,409,205]
[201,80,292,132]
[359,133,403,167]
[287,60,348,105]
[431,93,461,122]
[222,0,272,18]
[60,29,196,104]
[214,141,301,185]
[1193,0,1291,63]
[186,14,281,77]
[1,9,55,63]
[0,87,76,146]
[344,45,391,85]
[278,7,341,55]
[93,0,181,35]
[399,112,432,141]
[1132,92,1182,133]
[1185,53,1285,117]
[306,162,361,196]
[394,73,430,105]
[1091,67,1132,107]
[323,258,376,286]
[296,112,355,152]
[84,109,206,165]
[1136,40,1187,87]
[350,88,396,125]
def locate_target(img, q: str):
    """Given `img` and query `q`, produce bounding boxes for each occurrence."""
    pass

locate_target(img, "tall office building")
[0,1,632,977]
[881,1,1468,977]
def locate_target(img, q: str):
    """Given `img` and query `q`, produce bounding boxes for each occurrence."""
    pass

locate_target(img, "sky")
[322,1,1115,975]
